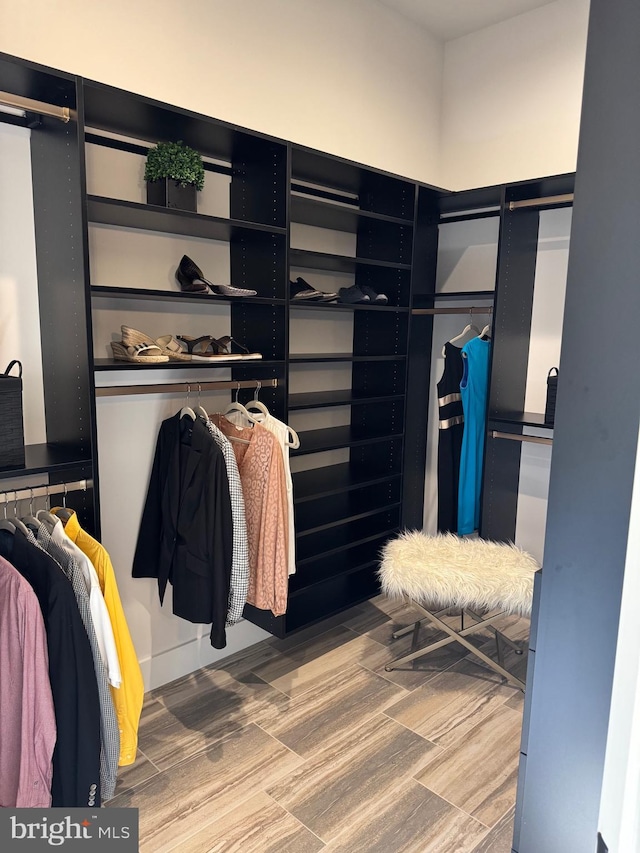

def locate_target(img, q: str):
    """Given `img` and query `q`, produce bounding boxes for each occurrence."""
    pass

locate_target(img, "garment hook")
[45,484,50,510]
[186,385,192,408]
[30,487,34,515]
[253,380,262,401]
[235,381,240,404]
[14,490,18,518]
[197,384,202,409]
[3,494,7,519]
[63,482,68,509]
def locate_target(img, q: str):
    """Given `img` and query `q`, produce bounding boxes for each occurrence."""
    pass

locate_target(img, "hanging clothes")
[437,342,465,534]
[200,417,250,626]
[231,410,297,576]
[458,336,492,535]
[0,554,56,808]
[0,528,101,808]
[40,514,121,690]
[52,508,144,768]
[30,520,120,803]
[210,415,289,616]
[132,412,233,649]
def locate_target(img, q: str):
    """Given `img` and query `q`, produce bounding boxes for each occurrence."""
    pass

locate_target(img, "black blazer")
[0,528,102,807]
[132,413,233,648]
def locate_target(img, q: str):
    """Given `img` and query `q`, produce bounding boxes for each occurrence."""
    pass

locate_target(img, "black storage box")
[544,367,559,425]
[0,360,25,468]
[146,178,197,212]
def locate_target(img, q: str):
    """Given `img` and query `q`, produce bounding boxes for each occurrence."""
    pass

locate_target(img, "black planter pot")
[146,179,197,212]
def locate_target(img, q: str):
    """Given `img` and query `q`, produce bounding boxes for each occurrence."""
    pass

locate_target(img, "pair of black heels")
[176,255,257,298]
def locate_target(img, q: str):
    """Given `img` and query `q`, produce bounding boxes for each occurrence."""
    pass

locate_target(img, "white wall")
[0,0,443,185]
[440,0,590,190]
[598,430,640,853]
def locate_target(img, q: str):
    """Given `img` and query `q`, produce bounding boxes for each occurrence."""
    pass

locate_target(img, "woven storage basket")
[0,360,25,468]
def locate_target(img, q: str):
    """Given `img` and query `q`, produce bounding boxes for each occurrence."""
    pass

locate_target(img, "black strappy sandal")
[175,335,244,361]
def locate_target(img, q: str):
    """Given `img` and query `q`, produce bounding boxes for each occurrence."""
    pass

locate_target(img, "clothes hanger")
[196,384,210,422]
[179,384,196,421]
[442,310,480,356]
[9,491,30,537]
[0,495,16,533]
[223,383,260,427]
[52,484,74,523]
[480,322,492,339]
[20,488,44,531]
[244,382,301,448]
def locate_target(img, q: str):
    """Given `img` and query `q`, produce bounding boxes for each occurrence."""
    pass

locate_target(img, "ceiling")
[377,0,557,41]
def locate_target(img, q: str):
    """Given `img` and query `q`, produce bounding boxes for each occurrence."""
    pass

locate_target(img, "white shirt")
[45,515,122,688]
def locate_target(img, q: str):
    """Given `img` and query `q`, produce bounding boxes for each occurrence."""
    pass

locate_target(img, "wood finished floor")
[107,596,527,852]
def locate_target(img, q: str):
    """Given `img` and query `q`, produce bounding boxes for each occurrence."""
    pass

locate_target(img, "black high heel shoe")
[176,255,258,297]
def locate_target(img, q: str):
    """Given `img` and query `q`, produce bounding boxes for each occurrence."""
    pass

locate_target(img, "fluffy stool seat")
[379,531,540,617]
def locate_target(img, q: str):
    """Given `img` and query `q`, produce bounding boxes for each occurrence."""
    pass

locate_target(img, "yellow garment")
[53,509,144,767]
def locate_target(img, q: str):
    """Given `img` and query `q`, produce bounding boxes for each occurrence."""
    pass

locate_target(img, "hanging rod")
[95,377,278,398]
[0,479,91,504]
[0,90,77,124]
[491,431,553,446]
[508,193,573,211]
[412,306,493,316]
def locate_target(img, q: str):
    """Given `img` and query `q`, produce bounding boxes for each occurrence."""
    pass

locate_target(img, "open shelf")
[0,444,92,481]
[295,518,399,568]
[91,286,283,307]
[296,483,402,536]
[94,359,284,371]
[87,196,286,241]
[288,389,404,411]
[293,463,401,503]
[291,425,404,456]
[290,301,408,313]
[490,412,553,430]
[412,291,495,307]
[290,194,413,232]
[290,248,411,273]
[289,353,405,363]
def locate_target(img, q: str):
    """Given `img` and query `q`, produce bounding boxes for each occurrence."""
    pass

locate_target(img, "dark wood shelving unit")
[290,193,414,232]
[289,352,405,363]
[295,520,399,567]
[0,444,93,481]
[291,425,404,456]
[290,301,408,313]
[91,285,284,307]
[293,463,402,503]
[290,248,411,273]
[490,412,553,430]
[87,196,287,240]
[93,358,284,371]
[288,390,404,410]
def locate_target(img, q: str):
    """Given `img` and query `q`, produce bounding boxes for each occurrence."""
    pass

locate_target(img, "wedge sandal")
[154,334,193,362]
[110,341,169,363]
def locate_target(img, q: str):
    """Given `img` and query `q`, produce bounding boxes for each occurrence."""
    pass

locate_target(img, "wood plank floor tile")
[110,749,159,800]
[171,791,325,853]
[341,597,414,636]
[106,723,304,853]
[260,664,406,757]
[470,807,515,853]
[267,713,439,842]
[252,625,384,698]
[266,612,361,653]
[414,705,522,828]
[359,628,467,691]
[138,669,290,770]
[324,779,487,853]
[384,657,515,747]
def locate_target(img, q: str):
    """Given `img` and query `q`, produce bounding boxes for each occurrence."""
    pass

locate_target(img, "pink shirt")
[0,553,56,807]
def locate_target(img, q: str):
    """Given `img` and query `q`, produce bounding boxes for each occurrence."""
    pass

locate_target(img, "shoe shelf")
[416,290,496,303]
[290,248,411,273]
[90,285,285,307]
[87,196,287,242]
[293,463,402,504]
[290,425,404,456]
[289,352,405,363]
[288,389,404,411]
[0,444,93,481]
[290,301,408,313]
[290,194,413,233]
[93,359,285,371]
[295,518,400,568]
[295,482,402,536]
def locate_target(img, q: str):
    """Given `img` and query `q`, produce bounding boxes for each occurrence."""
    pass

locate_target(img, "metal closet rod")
[0,479,91,504]
[0,90,77,123]
[491,431,553,446]
[508,193,574,211]
[95,377,278,398]
[412,306,493,316]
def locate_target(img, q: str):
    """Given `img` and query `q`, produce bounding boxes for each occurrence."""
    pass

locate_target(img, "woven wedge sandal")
[110,341,169,363]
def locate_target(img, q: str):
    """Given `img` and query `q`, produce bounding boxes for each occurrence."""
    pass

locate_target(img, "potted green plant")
[144,140,205,212]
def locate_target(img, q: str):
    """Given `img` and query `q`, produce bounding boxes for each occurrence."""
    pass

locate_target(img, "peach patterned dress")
[210,415,289,616]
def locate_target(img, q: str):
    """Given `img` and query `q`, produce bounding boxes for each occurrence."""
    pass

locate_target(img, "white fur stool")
[378,531,540,690]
